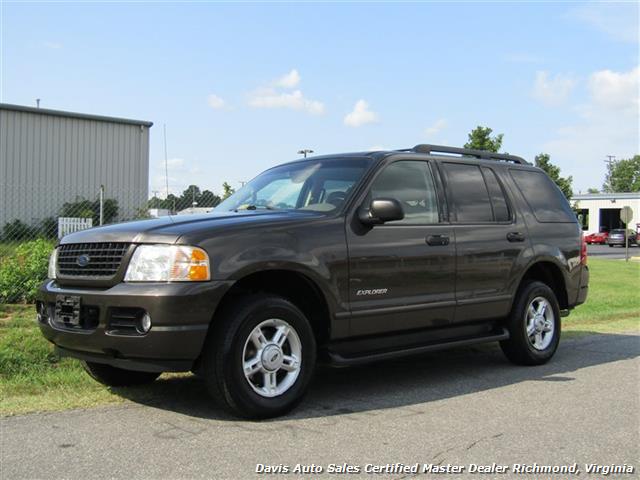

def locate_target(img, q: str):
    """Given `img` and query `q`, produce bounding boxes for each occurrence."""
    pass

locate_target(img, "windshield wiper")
[232,204,277,212]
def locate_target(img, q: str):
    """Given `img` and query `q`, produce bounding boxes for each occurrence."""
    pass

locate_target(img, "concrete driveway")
[2,332,638,479]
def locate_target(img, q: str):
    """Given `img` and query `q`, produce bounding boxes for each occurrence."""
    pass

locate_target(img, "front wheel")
[202,294,316,419]
[500,281,561,366]
[82,361,161,387]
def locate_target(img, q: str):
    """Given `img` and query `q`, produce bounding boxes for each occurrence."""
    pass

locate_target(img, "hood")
[59,210,324,245]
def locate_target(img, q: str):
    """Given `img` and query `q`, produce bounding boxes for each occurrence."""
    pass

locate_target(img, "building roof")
[0,103,153,127]
[572,192,640,201]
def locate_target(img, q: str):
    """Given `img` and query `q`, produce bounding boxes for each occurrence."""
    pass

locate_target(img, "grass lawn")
[1,258,638,416]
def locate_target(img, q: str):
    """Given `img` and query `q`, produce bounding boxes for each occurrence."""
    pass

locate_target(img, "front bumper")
[37,279,233,372]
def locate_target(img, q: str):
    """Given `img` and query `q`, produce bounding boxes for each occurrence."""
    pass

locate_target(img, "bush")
[0,239,55,303]
[2,220,38,241]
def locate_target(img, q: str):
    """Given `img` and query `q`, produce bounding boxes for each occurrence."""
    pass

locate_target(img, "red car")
[585,231,608,244]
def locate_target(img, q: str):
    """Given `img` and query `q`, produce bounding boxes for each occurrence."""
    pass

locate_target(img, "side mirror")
[358,198,404,225]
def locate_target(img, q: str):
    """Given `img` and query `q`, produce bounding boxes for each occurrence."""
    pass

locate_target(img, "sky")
[1,1,639,197]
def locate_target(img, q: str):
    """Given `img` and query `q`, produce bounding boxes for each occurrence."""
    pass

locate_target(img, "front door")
[346,159,456,337]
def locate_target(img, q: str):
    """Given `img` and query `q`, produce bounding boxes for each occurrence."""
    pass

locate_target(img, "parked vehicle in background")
[37,144,589,418]
[608,229,638,247]
[585,231,609,245]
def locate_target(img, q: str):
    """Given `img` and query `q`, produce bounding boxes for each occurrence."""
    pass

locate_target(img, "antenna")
[163,124,170,199]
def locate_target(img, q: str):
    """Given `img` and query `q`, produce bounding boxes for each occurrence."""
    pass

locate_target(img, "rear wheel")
[82,361,160,387]
[500,281,561,365]
[202,294,316,419]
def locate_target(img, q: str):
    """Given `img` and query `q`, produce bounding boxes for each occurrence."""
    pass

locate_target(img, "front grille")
[58,242,130,277]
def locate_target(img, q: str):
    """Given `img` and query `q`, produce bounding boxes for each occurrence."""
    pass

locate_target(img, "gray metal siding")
[0,107,150,228]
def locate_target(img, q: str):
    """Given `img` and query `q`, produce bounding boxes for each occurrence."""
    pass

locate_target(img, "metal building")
[0,103,152,229]
[572,192,640,234]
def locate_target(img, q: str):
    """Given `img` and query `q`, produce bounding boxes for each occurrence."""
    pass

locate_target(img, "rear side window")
[442,163,493,223]
[482,167,511,222]
[509,169,575,223]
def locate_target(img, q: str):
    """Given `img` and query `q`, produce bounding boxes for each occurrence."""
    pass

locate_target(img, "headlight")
[124,245,211,282]
[48,248,58,279]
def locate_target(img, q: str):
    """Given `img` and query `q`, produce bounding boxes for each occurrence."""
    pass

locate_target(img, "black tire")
[82,361,160,387]
[500,281,561,366]
[202,294,316,419]
[609,244,614,248]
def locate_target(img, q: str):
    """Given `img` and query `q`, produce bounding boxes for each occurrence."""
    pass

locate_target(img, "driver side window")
[370,161,439,225]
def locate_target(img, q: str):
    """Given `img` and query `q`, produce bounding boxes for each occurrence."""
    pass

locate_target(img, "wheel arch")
[514,260,569,310]
[209,268,332,347]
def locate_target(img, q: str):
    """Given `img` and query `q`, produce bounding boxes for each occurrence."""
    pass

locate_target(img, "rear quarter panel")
[500,167,584,307]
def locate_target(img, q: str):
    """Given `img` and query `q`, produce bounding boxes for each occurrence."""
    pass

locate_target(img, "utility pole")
[297,149,314,158]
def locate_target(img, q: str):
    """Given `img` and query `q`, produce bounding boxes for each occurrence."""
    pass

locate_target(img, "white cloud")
[542,66,639,192]
[572,2,639,44]
[247,70,324,115]
[165,158,185,169]
[424,118,448,137]
[588,66,639,113]
[150,158,205,195]
[273,69,301,89]
[532,71,577,106]
[344,100,379,127]
[206,94,226,110]
[248,88,324,114]
[43,41,62,49]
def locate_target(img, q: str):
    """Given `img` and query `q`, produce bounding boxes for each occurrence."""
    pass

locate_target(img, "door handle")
[507,232,525,242]
[426,235,450,246]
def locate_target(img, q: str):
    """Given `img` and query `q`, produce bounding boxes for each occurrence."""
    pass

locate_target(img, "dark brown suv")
[37,144,589,418]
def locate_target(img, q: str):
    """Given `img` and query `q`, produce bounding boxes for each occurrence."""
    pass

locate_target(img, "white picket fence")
[58,217,93,239]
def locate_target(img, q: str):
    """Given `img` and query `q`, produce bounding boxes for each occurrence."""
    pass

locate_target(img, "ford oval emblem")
[76,254,90,267]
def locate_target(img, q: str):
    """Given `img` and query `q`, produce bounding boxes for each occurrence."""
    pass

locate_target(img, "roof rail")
[412,144,529,165]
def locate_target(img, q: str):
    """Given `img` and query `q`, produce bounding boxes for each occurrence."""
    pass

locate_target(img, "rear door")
[441,162,529,324]
[346,159,456,336]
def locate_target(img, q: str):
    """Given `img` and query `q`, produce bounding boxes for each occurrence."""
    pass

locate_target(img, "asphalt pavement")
[2,332,639,479]
[587,243,639,259]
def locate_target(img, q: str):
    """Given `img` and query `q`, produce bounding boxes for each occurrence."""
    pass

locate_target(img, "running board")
[327,328,510,367]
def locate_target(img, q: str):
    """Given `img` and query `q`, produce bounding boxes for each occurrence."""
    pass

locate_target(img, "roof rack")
[412,144,528,165]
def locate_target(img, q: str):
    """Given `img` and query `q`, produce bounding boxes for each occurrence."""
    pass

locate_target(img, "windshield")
[215,158,371,213]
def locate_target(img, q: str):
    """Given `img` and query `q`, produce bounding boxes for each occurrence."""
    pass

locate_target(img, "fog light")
[139,313,152,333]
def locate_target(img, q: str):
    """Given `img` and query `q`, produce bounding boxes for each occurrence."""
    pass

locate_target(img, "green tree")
[587,188,600,194]
[60,197,118,225]
[464,126,504,152]
[180,185,201,207]
[534,153,573,200]
[603,155,640,192]
[222,182,235,199]
[199,190,221,208]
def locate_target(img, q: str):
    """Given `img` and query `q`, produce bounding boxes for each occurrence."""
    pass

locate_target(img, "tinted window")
[510,169,575,223]
[443,163,493,223]
[482,167,511,222]
[370,161,439,224]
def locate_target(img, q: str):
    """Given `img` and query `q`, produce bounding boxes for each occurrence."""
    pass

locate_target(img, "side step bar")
[327,328,509,367]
